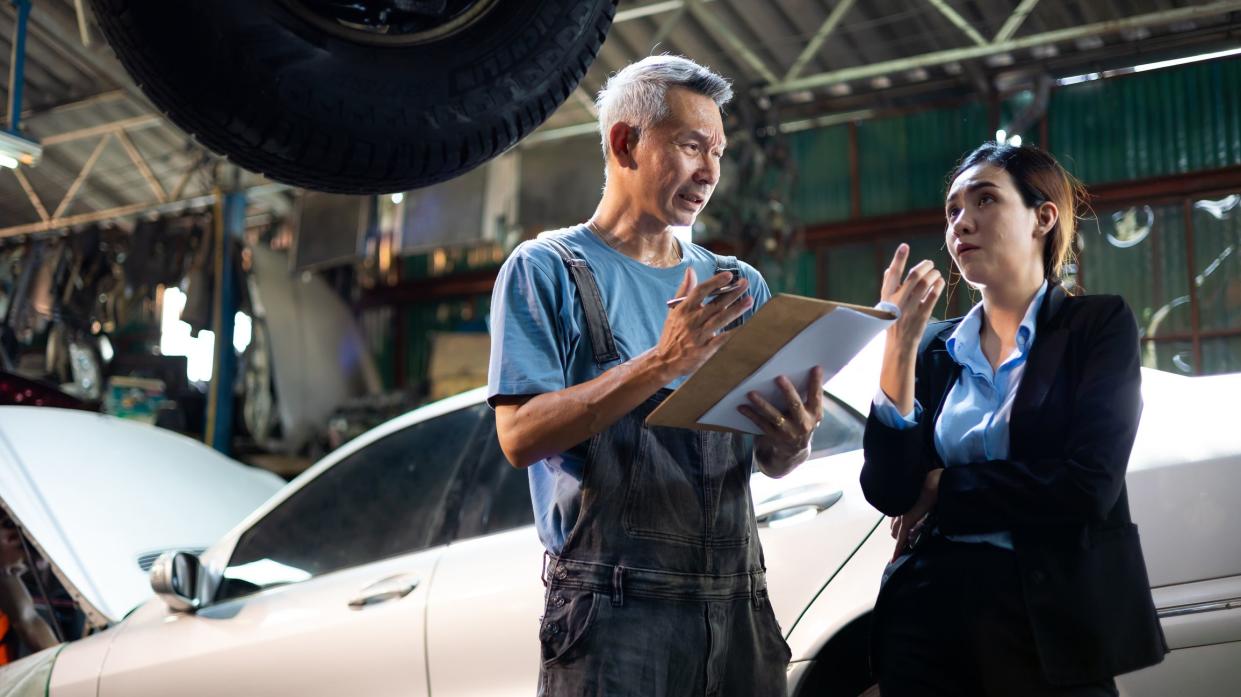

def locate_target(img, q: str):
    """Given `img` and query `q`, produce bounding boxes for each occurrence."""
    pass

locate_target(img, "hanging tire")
[88,0,616,194]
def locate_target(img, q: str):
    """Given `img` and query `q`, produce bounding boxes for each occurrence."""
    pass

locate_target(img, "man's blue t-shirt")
[486,225,771,554]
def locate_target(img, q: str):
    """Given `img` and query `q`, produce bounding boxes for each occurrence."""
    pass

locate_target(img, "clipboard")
[645,294,895,434]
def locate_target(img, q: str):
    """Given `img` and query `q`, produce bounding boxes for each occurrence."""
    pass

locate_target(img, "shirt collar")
[945,279,1049,376]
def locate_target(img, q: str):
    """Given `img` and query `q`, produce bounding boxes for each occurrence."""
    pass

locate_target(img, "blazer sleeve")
[936,297,1143,533]
[859,326,943,517]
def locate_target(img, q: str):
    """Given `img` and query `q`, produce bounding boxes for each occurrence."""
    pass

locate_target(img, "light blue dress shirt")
[873,280,1049,550]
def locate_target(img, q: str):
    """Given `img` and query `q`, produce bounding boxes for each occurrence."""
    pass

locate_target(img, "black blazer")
[861,283,1168,685]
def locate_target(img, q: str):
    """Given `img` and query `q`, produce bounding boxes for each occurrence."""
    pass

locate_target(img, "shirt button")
[555,568,568,580]
[554,595,566,607]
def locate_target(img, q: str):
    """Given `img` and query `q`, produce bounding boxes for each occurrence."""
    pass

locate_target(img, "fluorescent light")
[1133,47,1241,73]
[1057,72,1100,86]
[0,130,42,167]
[1058,47,1241,87]
[995,129,1007,143]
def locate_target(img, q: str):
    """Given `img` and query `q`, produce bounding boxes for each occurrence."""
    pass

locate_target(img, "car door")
[95,404,492,697]
[1116,372,1241,696]
[424,408,546,697]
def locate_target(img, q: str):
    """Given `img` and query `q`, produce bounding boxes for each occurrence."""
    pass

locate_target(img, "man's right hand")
[650,268,752,380]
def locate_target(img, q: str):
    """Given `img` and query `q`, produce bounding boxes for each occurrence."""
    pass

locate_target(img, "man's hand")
[742,367,825,478]
[890,468,942,561]
[651,268,752,381]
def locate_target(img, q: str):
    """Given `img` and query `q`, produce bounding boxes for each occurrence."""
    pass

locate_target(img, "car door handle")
[755,486,843,527]
[348,574,421,610]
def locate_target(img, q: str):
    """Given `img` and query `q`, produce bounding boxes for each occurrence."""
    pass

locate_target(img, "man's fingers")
[805,366,825,419]
[737,404,783,438]
[674,266,695,299]
[702,292,753,333]
[774,376,807,425]
[685,271,738,305]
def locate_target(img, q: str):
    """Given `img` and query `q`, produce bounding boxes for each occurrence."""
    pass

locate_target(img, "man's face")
[625,87,726,228]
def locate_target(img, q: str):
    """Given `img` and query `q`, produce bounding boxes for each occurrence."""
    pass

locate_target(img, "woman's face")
[944,163,1050,290]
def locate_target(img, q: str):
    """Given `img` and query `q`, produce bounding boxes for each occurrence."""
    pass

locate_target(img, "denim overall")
[536,236,790,697]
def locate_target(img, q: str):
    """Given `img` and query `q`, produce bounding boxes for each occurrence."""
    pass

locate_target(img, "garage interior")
[1,0,1236,475]
[0,0,1237,692]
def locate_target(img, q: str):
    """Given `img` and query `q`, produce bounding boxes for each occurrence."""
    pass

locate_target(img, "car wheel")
[89,0,617,194]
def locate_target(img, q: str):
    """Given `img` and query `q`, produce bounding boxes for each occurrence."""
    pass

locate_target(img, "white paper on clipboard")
[697,307,893,434]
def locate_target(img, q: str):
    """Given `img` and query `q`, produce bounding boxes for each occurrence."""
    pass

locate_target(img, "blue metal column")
[6,0,31,133]
[206,188,247,454]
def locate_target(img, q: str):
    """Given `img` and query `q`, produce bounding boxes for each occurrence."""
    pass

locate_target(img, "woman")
[863,142,1167,696]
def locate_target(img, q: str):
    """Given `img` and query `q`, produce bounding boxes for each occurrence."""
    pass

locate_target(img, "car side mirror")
[149,550,202,613]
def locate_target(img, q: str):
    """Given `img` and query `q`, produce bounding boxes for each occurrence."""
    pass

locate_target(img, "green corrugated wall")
[857,102,989,217]
[1050,58,1241,184]
[788,125,852,224]
[787,56,1241,225]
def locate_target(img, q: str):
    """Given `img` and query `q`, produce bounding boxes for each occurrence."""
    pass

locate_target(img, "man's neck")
[588,191,681,268]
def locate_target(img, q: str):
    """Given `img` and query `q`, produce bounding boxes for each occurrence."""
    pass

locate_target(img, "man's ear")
[1035,200,1059,239]
[608,122,640,169]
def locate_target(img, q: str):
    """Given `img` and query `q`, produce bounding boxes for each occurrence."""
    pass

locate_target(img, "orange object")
[0,611,11,665]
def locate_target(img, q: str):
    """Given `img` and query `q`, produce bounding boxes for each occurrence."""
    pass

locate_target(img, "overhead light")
[0,130,42,168]
[996,129,1007,143]
[1009,134,1023,147]
[390,192,404,204]
[1056,46,1241,87]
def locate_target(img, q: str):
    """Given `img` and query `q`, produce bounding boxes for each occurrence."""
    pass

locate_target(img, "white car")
[0,406,284,693]
[2,340,1239,697]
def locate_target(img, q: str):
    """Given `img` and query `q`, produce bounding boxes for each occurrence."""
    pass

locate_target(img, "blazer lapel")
[1011,283,1069,448]
[924,322,961,458]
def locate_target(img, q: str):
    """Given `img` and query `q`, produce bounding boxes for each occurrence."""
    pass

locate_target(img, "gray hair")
[595,55,733,159]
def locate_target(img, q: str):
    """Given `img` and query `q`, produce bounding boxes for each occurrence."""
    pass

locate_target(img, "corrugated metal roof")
[1,1,1239,234]
[0,1,284,237]
[535,0,1241,136]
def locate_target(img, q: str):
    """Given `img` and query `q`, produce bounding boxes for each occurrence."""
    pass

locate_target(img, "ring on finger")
[774,415,786,430]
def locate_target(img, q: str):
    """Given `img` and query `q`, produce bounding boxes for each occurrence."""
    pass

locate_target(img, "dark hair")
[948,142,1088,283]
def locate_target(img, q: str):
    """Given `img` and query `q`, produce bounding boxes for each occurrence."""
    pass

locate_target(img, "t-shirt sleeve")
[487,244,570,408]
[739,261,773,321]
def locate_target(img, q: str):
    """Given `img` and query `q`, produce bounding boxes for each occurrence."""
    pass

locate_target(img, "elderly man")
[488,55,822,696]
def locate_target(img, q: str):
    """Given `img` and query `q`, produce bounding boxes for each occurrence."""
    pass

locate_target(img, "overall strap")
[543,235,621,365]
[712,253,745,333]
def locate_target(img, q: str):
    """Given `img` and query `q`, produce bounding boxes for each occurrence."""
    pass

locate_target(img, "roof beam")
[784,0,857,82]
[51,132,110,219]
[649,4,687,50]
[0,182,290,239]
[684,0,778,84]
[38,113,161,146]
[10,166,49,222]
[115,129,167,203]
[925,0,988,48]
[993,0,1042,43]
[614,0,714,24]
[765,0,1241,95]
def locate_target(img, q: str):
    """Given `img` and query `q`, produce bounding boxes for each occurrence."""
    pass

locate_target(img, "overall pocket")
[621,427,750,547]
[540,588,602,667]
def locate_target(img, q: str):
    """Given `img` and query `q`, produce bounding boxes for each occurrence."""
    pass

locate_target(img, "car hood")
[0,407,285,627]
